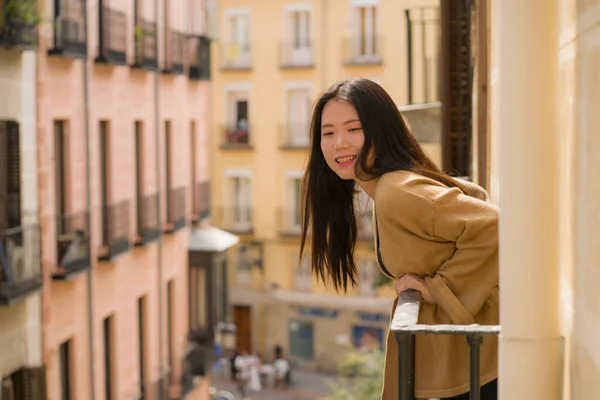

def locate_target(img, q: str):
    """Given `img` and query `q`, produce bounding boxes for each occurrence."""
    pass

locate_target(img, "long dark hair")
[300,78,466,292]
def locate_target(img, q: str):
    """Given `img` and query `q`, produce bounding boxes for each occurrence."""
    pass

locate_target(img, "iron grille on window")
[0,0,39,48]
[97,6,127,65]
[133,19,157,70]
[49,0,87,58]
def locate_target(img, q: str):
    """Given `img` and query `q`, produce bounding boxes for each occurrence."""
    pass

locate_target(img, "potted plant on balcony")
[2,0,40,47]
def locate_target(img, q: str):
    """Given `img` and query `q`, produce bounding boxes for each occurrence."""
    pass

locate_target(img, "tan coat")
[373,170,499,399]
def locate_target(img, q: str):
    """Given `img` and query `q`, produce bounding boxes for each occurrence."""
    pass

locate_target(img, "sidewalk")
[211,369,338,400]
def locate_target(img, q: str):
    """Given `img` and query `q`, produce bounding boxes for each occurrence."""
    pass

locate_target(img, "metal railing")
[343,35,383,65]
[280,41,314,68]
[213,206,253,234]
[279,123,310,149]
[391,289,500,400]
[54,211,91,279]
[277,208,301,237]
[133,19,157,70]
[221,42,251,70]
[98,6,127,64]
[0,224,42,304]
[221,124,252,148]
[165,186,186,233]
[164,29,186,74]
[135,193,160,245]
[0,0,39,48]
[189,35,211,80]
[99,200,130,260]
[192,181,210,221]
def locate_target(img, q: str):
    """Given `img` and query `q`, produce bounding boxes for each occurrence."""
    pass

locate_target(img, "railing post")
[466,334,483,400]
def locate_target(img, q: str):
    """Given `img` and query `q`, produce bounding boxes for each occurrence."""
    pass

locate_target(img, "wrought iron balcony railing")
[343,35,383,65]
[279,123,310,149]
[0,0,39,48]
[191,181,210,223]
[163,29,186,74]
[280,41,314,68]
[188,35,211,80]
[53,210,91,280]
[221,124,252,149]
[391,289,500,400]
[134,193,160,246]
[277,208,301,237]
[221,42,251,70]
[48,3,87,58]
[96,6,127,65]
[98,200,130,261]
[0,224,42,305]
[133,19,157,70]
[164,187,186,234]
[213,206,253,234]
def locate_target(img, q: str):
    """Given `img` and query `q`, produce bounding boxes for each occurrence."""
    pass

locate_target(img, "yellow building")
[209,0,440,371]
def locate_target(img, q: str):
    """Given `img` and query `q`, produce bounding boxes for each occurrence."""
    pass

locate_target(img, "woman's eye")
[349,127,362,132]
[322,131,333,136]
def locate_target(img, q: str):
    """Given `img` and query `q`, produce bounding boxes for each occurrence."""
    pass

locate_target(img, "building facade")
[0,9,45,398]
[34,0,218,399]
[209,0,440,371]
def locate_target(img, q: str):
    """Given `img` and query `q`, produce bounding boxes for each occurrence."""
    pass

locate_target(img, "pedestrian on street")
[299,78,499,400]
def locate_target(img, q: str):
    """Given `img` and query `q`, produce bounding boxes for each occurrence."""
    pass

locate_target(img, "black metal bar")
[405,9,413,104]
[397,332,415,400]
[467,334,483,400]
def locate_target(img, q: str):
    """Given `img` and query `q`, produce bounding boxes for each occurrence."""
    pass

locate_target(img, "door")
[290,11,311,64]
[289,320,314,360]
[288,89,310,146]
[232,176,251,230]
[228,14,250,65]
[233,305,252,353]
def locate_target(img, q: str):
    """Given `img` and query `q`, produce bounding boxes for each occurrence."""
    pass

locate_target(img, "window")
[54,121,68,226]
[225,170,252,231]
[358,258,377,296]
[166,281,174,377]
[283,173,302,233]
[137,297,146,395]
[99,121,111,243]
[351,1,379,61]
[294,252,311,290]
[285,86,311,147]
[165,120,172,196]
[235,244,251,285]
[223,9,250,68]
[189,267,208,330]
[134,121,144,232]
[224,89,250,145]
[190,121,197,214]
[59,340,72,400]
[0,121,21,231]
[283,5,312,66]
[103,316,114,400]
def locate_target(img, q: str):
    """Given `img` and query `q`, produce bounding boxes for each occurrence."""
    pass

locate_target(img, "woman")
[300,78,499,400]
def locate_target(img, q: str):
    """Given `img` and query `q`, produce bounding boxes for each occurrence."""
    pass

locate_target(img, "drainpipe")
[154,0,164,388]
[497,1,563,399]
[83,2,95,399]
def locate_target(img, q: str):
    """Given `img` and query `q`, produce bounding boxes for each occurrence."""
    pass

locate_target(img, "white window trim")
[223,8,251,46]
[284,3,313,13]
[223,168,253,206]
[283,81,313,122]
[350,0,379,7]
[349,0,381,52]
[283,170,304,202]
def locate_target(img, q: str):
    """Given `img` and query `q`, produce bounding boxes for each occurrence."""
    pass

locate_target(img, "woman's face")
[320,100,365,181]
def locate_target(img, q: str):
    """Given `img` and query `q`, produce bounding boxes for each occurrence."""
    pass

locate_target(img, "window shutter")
[0,122,8,231]
[7,122,21,228]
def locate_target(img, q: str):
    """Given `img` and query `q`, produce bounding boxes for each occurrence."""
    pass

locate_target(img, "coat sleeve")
[423,187,499,325]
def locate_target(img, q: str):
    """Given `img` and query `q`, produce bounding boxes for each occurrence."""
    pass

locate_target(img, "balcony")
[95,6,127,65]
[163,29,186,75]
[343,35,383,66]
[164,187,186,234]
[279,123,310,149]
[132,19,157,70]
[0,0,39,48]
[280,41,314,69]
[48,5,87,58]
[277,208,301,237]
[52,211,91,280]
[189,35,211,80]
[98,200,130,261]
[0,225,42,306]
[134,193,160,246]
[220,124,252,149]
[214,206,252,234]
[191,181,210,223]
[221,42,251,70]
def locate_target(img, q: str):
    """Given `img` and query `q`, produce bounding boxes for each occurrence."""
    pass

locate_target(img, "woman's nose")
[333,132,350,149]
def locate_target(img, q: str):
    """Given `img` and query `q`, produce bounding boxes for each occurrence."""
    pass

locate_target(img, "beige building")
[209,0,441,371]
[0,14,45,399]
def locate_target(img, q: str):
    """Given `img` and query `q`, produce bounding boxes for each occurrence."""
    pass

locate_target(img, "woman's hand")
[394,274,434,303]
